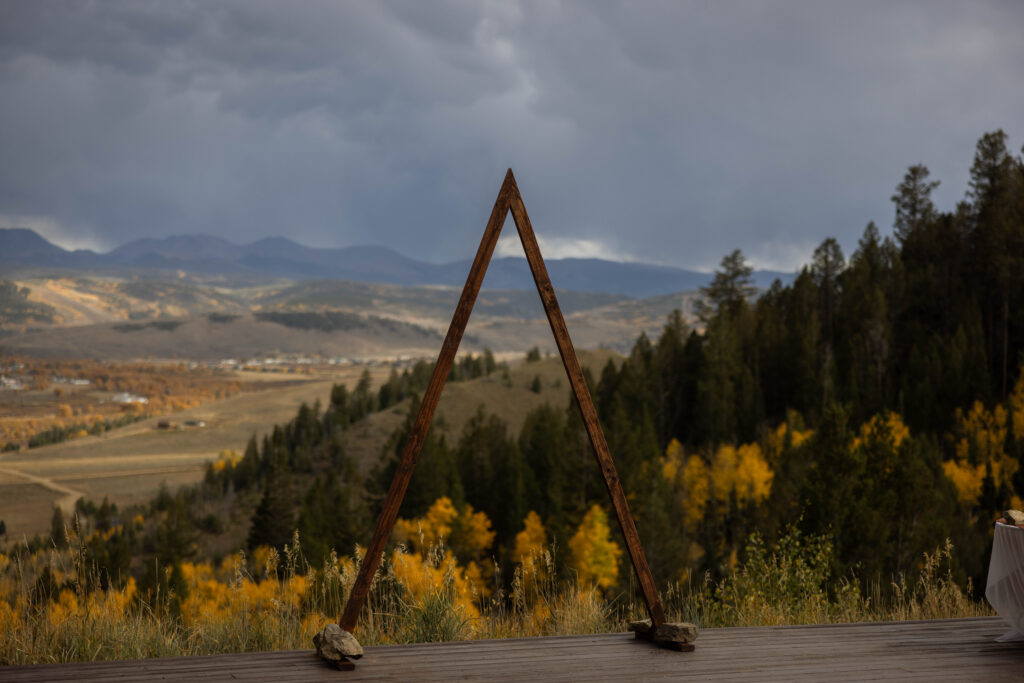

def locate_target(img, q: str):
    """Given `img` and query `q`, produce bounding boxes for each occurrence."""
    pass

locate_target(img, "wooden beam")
[339,169,666,632]
[338,171,515,632]
[505,175,666,626]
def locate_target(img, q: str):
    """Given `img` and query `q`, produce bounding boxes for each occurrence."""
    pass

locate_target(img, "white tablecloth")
[985,522,1024,641]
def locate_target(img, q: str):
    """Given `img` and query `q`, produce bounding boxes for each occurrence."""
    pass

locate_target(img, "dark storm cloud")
[1,1,1022,269]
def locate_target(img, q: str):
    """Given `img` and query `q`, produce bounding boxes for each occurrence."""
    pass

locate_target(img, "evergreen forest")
[221,129,1024,597]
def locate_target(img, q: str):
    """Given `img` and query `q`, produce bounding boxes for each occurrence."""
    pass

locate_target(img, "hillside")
[0,279,56,328]
[0,274,699,358]
[344,349,619,474]
[0,312,443,361]
[8,276,252,327]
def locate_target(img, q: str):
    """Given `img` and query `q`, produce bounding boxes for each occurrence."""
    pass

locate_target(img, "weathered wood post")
[327,170,695,661]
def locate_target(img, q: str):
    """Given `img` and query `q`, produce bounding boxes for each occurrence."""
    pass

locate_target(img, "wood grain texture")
[3,618,1022,682]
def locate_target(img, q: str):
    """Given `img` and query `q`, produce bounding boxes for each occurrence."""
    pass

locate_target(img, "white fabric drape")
[985,522,1024,642]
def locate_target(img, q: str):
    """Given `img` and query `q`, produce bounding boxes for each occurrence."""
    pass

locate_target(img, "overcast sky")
[1,2,1022,271]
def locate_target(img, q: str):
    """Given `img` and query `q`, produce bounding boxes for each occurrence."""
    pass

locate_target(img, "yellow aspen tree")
[452,503,496,561]
[765,417,813,463]
[394,496,458,552]
[681,454,710,533]
[943,400,1017,505]
[395,497,495,564]
[513,511,547,564]
[661,438,685,483]
[734,443,773,506]
[711,444,739,503]
[569,505,622,590]
[852,412,910,451]
[942,460,985,504]
[707,442,773,508]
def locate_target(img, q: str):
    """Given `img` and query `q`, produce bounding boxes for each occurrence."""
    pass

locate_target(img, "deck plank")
[2,617,1022,682]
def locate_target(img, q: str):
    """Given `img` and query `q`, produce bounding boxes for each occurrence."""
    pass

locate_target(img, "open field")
[0,345,620,539]
[0,363,394,539]
[0,357,259,447]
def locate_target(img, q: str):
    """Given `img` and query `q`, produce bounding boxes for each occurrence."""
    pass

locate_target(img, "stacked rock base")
[314,623,364,670]
[628,618,699,652]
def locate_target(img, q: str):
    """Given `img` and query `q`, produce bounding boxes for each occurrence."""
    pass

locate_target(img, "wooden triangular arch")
[339,169,666,633]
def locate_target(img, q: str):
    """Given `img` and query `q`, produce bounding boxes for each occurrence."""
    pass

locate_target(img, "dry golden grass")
[0,527,991,666]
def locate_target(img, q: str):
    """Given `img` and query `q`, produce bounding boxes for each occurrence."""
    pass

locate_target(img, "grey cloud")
[0,1,1022,268]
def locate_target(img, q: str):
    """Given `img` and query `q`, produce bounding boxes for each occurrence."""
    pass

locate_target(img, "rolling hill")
[0,228,792,298]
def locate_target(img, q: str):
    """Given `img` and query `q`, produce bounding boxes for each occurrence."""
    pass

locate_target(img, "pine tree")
[892,164,939,243]
[455,408,522,541]
[837,223,893,422]
[655,309,691,445]
[50,506,68,549]
[696,314,741,442]
[519,404,568,522]
[375,397,463,518]
[297,471,364,565]
[151,492,197,563]
[811,237,845,406]
[247,465,295,551]
[967,130,1021,398]
[698,249,756,320]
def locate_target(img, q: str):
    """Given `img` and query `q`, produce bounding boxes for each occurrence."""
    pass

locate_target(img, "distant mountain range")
[0,228,793,298]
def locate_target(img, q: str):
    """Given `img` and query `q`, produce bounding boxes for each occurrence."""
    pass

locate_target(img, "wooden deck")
[3,617,1022,681]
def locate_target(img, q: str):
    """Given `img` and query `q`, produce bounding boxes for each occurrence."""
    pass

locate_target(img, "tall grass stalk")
[0,529,992,666]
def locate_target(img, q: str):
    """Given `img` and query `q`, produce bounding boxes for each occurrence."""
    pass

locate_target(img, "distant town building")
[0,376,25,390]
[111,392,149,404]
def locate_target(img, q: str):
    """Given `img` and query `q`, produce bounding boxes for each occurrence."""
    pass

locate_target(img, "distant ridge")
[0,228,792,298]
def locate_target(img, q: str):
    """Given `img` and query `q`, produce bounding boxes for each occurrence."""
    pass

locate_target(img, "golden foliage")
[0,357,245,446]
[513,511,547,564]
[955,401,1007,466]
[394,496,495,564]
[394,496,457,552]
[0,524,993,664]
[765,418,813,463]
[451,504,497,563]
[390,549,481,619]
[942,460,985,505]
[568,505,622,590]
[661,438,685,483]
[680,451,710,532]
[666,437,773,535]
[944,398,1018,505]
[212,450,241,473]
[711,443,773,507]
[853,412,910,452]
